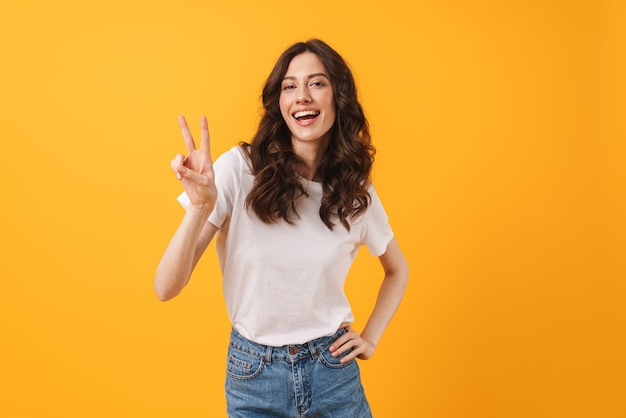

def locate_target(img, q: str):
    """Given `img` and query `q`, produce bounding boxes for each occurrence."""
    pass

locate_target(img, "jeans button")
[289,346,298,355]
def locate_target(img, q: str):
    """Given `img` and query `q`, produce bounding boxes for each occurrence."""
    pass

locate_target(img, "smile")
[293,110,321,121]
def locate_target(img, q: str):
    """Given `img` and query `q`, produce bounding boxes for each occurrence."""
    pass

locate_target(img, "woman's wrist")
[186,201,214,218]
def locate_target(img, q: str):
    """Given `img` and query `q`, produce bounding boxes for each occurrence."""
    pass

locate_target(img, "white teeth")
[294,110,320,119]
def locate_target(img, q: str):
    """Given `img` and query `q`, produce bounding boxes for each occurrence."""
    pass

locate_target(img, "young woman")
[155,39,409,417]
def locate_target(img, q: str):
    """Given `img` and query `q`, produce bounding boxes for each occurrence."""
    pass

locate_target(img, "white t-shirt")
[178,146,393,346]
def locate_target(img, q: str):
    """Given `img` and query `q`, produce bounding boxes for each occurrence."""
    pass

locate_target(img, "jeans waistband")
[229,327,347,363]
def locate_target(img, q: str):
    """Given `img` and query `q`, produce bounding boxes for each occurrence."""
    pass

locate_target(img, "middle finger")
[178,115,197,153]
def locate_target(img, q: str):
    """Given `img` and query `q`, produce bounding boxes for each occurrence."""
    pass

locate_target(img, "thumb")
[178,166,209,185]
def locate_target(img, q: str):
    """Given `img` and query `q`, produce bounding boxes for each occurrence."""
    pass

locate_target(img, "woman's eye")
[311,81,325,87]
[283,84,296,90]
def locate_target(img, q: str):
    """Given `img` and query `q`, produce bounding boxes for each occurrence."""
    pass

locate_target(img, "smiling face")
[279,52,336,152]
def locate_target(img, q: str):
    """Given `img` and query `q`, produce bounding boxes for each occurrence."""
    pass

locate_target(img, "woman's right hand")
[171,115,217,208]
[155,115,218,301]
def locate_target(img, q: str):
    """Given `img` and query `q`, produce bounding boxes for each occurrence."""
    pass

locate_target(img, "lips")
[293,109,321,121]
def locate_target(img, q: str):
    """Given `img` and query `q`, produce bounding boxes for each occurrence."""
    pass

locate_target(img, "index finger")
[178,115,196,153]
[199,116,212,159]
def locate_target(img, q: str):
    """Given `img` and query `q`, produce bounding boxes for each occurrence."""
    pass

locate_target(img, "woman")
[155,39,409,417]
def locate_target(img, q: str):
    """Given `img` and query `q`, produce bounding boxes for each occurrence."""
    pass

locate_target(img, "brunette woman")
[155,39,408,417]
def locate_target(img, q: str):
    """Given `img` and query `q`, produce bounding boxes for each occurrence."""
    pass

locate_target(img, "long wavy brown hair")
[242,39,375,230]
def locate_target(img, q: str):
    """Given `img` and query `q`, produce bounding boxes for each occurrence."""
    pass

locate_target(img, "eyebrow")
[282,73,330,82]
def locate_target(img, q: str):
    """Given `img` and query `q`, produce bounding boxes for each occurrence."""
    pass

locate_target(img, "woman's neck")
[291,137,330,181]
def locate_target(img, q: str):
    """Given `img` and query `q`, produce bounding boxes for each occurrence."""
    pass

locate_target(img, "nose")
[296,86,311,104]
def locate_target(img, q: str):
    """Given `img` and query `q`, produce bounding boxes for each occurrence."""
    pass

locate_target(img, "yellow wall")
[1,0,624,417]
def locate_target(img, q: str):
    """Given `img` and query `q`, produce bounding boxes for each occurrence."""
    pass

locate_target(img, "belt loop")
[307,341,318,358]
[264,346,273,365]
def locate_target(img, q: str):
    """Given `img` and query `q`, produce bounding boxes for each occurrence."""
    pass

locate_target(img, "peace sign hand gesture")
[170,116,217,209]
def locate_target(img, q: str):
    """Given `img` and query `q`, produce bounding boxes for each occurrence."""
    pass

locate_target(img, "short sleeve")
[176,146,244,228]
[363,186,394,256]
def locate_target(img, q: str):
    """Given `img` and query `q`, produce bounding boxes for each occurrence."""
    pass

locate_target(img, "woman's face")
[279,52,336,150]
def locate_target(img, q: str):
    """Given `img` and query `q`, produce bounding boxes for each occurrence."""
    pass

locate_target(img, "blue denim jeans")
[225,328,373,418]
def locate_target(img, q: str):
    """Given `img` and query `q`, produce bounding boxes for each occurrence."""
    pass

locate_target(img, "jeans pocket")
[226,347,265,380]
[317,348,356,369]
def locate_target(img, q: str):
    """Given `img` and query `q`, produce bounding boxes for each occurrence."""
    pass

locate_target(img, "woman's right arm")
[154,116,218,301]
[154,207,218,301]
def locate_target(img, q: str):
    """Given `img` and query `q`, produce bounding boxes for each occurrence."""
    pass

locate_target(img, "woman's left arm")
[330,237,409,362]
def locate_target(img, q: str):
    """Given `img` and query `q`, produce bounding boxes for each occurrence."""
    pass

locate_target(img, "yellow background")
[1,0,624,417]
